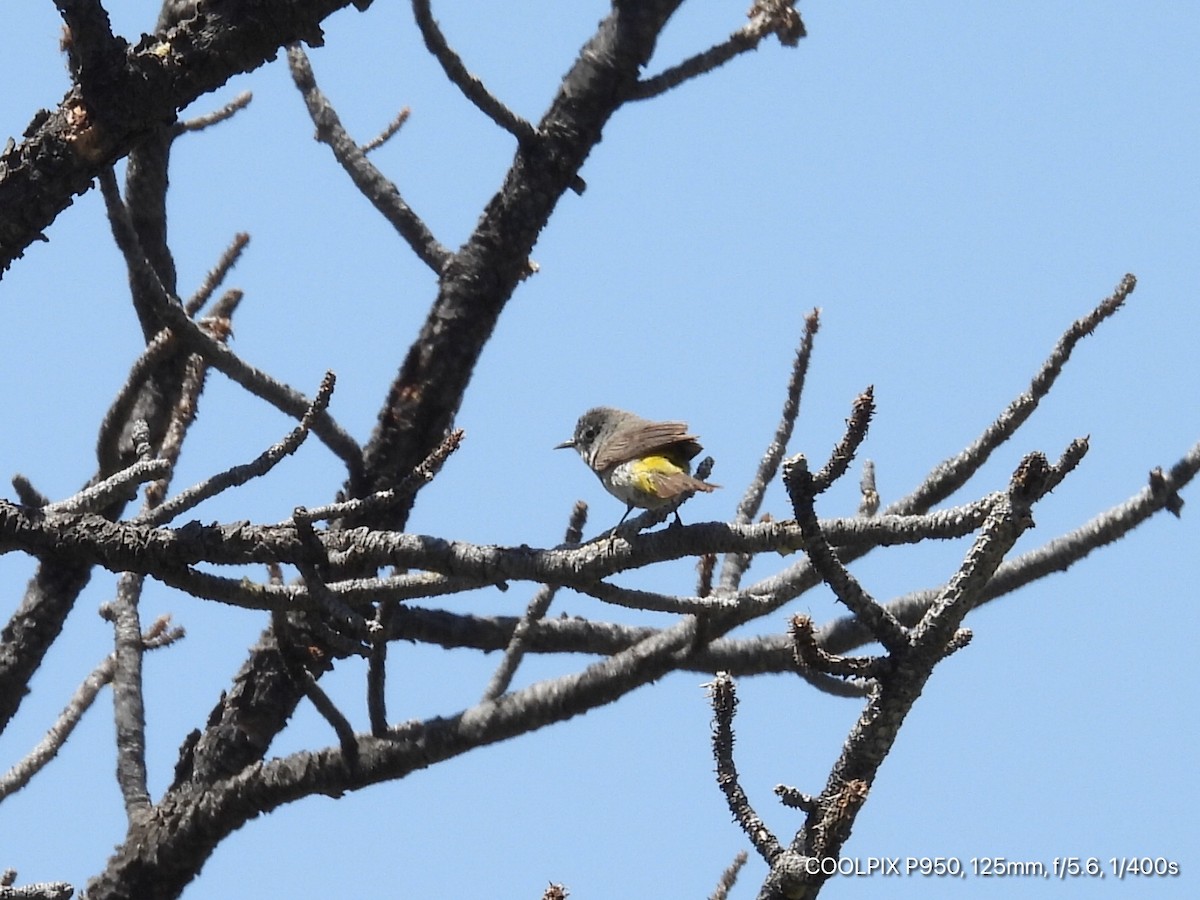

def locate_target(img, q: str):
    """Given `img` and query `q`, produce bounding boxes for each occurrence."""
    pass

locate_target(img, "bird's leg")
[603,505,636,550]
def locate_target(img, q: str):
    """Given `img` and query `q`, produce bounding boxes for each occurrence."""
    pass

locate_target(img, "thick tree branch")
[355,0,687,523]
[88,615,700,900]
[763,456,1054,899]
[1,0,365,277]
[0,504,998,597]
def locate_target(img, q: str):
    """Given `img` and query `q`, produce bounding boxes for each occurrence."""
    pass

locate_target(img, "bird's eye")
[583,426,597,441]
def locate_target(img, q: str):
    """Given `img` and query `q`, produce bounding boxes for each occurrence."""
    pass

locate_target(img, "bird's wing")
[645,469,719,499]
[593,419,702,470]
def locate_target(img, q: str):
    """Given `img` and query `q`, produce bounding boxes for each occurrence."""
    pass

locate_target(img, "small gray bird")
[556,406,718,526]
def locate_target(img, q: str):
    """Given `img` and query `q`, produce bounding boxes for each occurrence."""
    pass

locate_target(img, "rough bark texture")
[0,0,356,276]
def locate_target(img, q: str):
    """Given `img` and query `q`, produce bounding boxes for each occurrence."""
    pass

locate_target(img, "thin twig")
[152,287,362,478]
[705,672,782,862]
[95,327,178,470]
[108,573,152,823]
[0,617,183,801]
[577,581,742,615]
[271,613,359,763]
[44,458,172,514]
[709,850,749,900]
[98,165,177,338]
[0,878,74,899]
[291,511,373,642]
[720,309,819,592]
[10,475,49,508]
[889,274,1136,516]
[774,785,817,812]
[783,454,910,653]
[696,551,716,598]
[482,502,587,701]
[145,350,208,507]
[789,614,883,681]
[184,231,249,316]
[366,599,393,737]
[286,44,451,274]
[858,459,880,516]
[632,2,805,101]
[360,107,411,154]
[410,0,537,143]
[173,91,252,136]
[99,162,363,474]
[304,428,464,525]
[811,386,875,494]
[141,372,336,526]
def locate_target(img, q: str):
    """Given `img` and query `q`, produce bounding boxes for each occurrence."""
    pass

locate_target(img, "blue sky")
[0,2,1196,898]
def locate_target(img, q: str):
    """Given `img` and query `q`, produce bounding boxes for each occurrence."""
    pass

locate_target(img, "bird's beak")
[554,439,575,450]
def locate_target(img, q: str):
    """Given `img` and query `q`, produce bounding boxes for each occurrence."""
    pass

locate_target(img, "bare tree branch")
[87,615,702,899]
[141,372,337,526]
[706,672,782,862]
[810,387,876,494]
[0,876,74,900]
[889,273,1136,516]
[632,0,805,100]
[303,429,464,526]
[286,44,452,274]
[784,454,909,653]
[0,617,183,802]
[174,92,253,136]
[762,454,1056,899]
[410,0,537,143]
[0,504,1004,602]
[353,1,687,524]
[818,437,1200,657]
[271,611,359,761]
[709,850,749,900]
[0,2,1189,897]
[184,232,249,316]
[1,0,365,276]
[360,106,411,154]
[108,574,153,823]
[720,308,819,592]
[44,459,172,515]
[857,459,879,517]
[482,501,588,702]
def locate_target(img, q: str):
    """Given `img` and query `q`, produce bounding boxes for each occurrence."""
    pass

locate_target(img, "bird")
[556,406,718,527]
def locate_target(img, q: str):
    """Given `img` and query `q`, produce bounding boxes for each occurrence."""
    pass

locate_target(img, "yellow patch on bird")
[627,455,686,496]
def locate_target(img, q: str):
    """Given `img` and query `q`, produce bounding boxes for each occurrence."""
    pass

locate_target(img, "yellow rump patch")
[627,455,686,496]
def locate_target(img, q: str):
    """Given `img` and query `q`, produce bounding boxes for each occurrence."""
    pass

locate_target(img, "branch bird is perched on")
[556,406,719,527]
